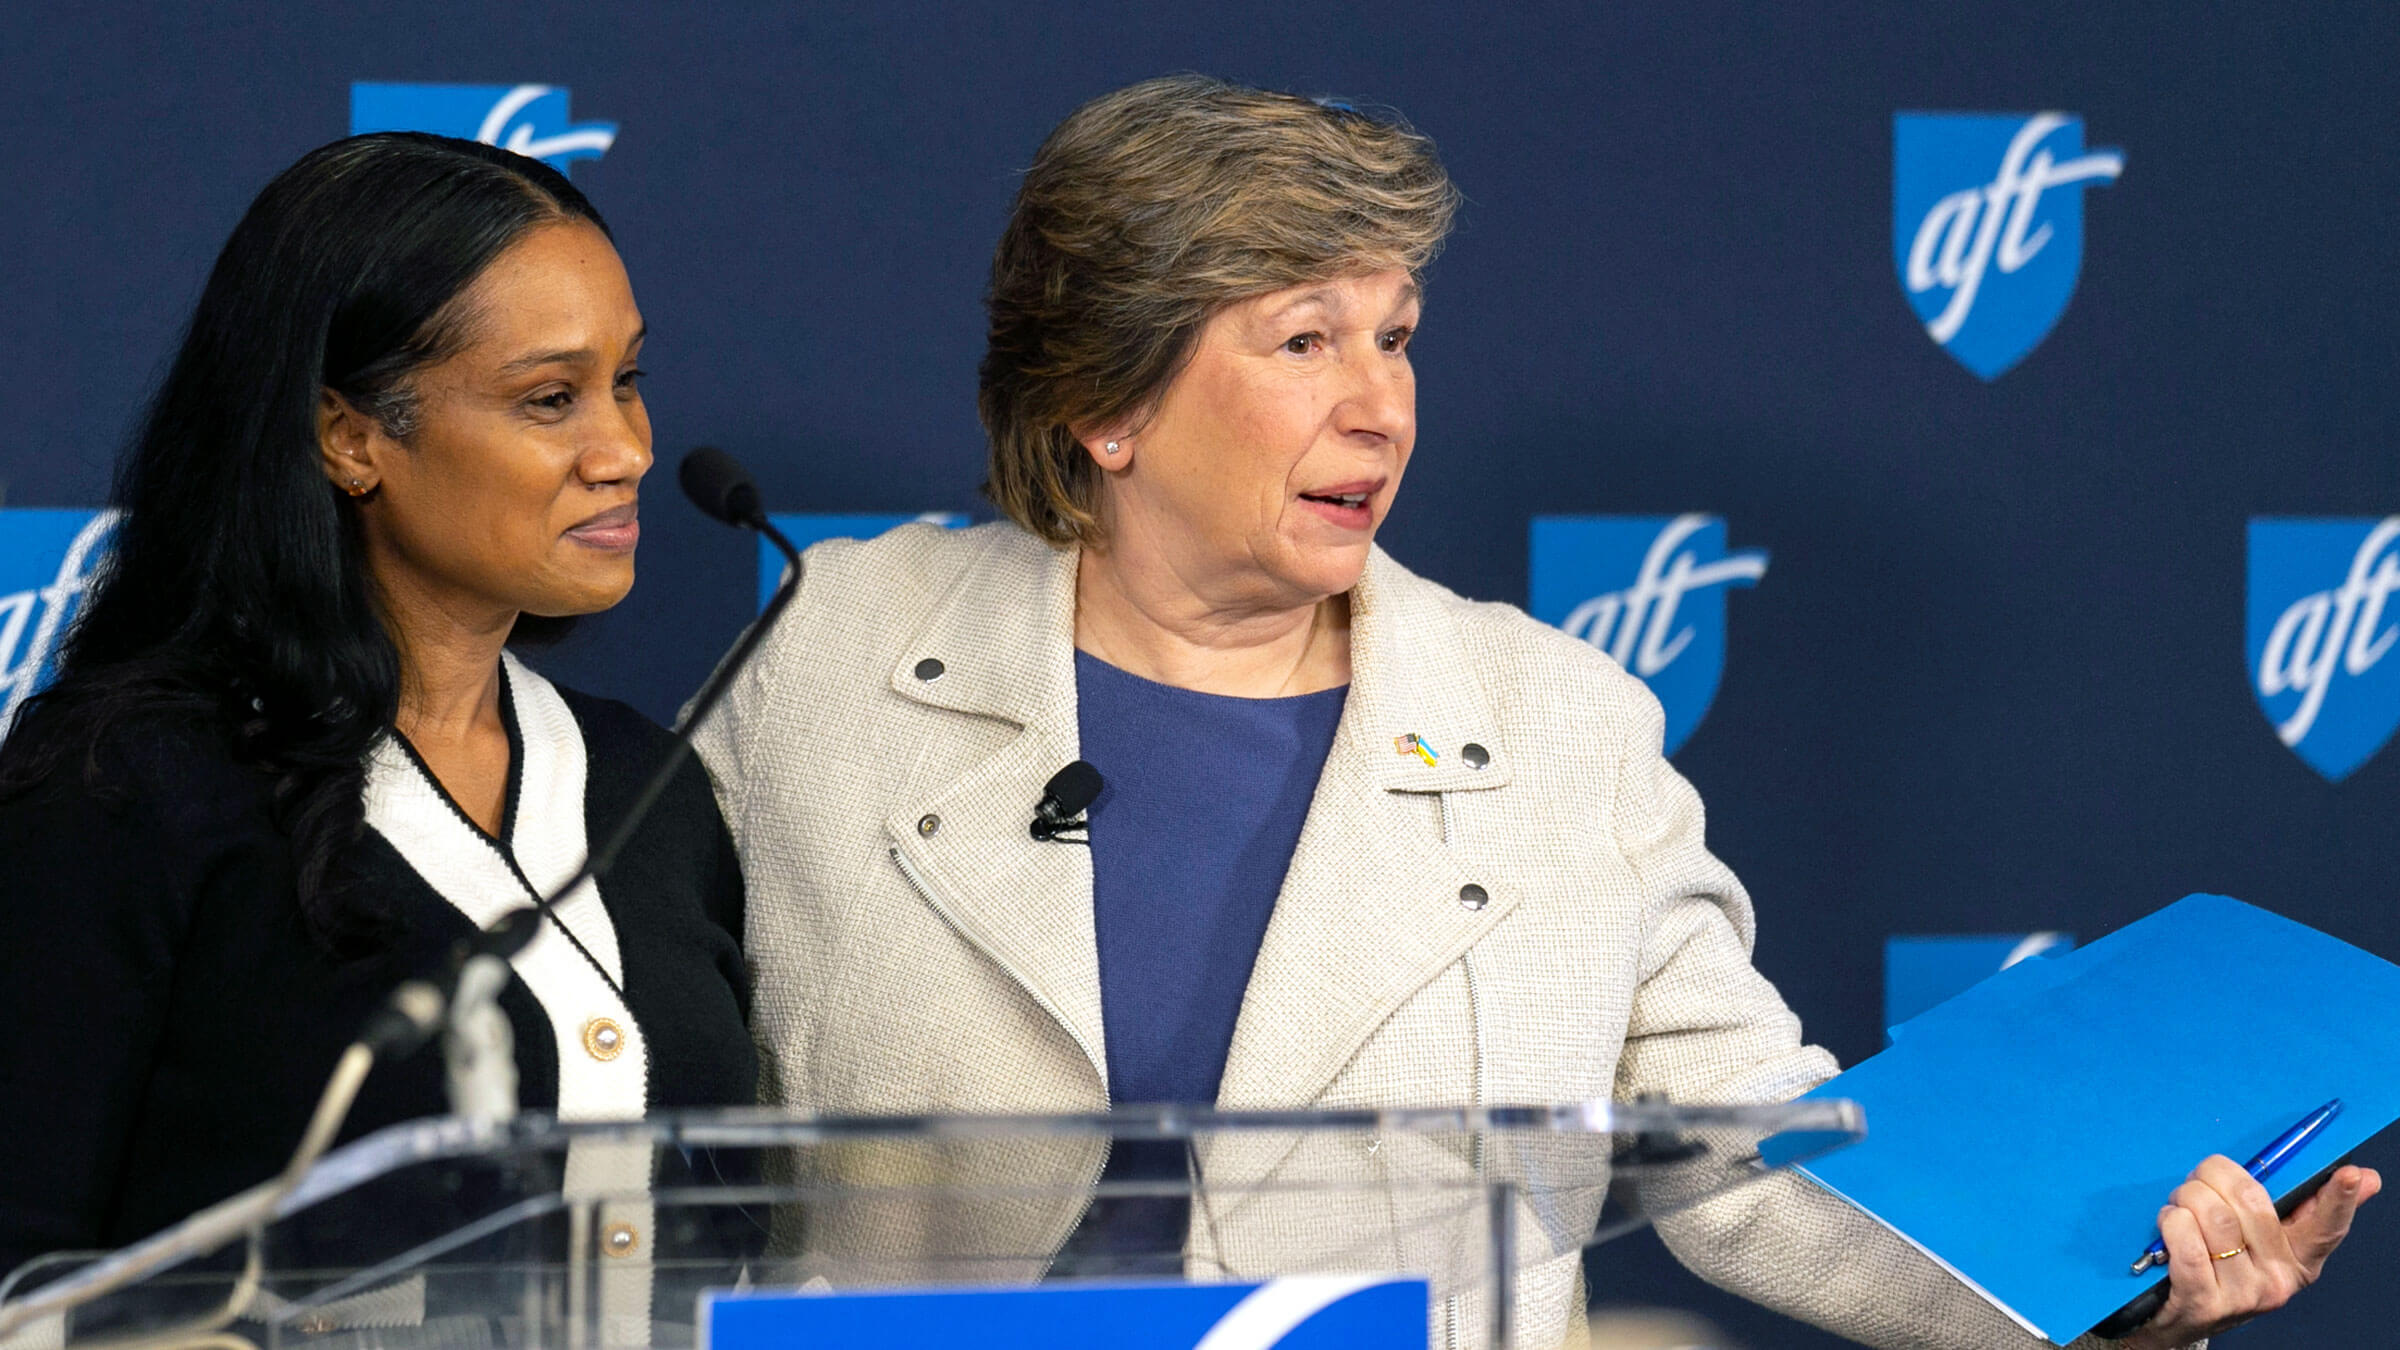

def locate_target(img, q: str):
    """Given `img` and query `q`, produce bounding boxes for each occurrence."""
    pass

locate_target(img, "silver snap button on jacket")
[917,813,941,837]
[1458,883,1489,911]
[913,657,946,681]
[1461,742,1490,769]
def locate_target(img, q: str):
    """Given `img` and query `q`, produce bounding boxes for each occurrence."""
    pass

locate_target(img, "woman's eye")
[1380,325,1416,352]
[530,389,575,412]
[615,367,646,396]
[1283,332,1322,355]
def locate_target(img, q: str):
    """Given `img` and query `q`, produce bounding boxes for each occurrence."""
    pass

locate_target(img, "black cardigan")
[0,682,754,1279]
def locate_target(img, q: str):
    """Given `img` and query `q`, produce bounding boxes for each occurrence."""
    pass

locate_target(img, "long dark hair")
[0,132,608,945]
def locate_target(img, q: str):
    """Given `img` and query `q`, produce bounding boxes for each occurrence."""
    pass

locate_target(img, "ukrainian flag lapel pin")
[1394,733,1440,767]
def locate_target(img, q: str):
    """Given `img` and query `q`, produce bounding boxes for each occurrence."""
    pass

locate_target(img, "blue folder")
[1770,894,2400,1344]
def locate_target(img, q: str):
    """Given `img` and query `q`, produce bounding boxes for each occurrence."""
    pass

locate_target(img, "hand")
[2119,1156,2381,1349]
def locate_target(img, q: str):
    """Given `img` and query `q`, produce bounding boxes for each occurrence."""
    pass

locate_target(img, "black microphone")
[1031,760,1104,842]
[679,445,766,529]
[360,909,545,1057]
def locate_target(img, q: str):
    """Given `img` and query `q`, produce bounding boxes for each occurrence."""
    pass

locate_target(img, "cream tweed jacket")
[693,521,2150,1350]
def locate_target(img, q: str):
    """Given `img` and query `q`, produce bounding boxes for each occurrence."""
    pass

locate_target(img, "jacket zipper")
[885,844,1110,1271]
[1440,798,1489,1108]
[1439,793,1490,1349]
[1438,793,1490,1159]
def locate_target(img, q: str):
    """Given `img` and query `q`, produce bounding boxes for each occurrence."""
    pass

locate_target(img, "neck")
[376,569,515,749]
[1073,541,1351,698]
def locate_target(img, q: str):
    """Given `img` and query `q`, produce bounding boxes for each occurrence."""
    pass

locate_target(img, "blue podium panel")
[702,1275,1429,1350]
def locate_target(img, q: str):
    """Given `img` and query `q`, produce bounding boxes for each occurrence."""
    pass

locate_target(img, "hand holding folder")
[2105,1147,2379,1347]
[1770,895,2394,1345]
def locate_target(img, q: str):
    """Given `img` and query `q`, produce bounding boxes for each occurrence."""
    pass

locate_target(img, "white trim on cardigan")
[361,653,652,1342]
[361,653,649,1121]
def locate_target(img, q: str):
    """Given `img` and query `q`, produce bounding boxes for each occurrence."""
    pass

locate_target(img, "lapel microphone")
[1031,760,1104,843]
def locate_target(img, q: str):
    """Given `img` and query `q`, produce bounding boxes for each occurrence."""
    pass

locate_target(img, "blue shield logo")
[1529,515,1768,756]
[0,510,120,739]
[2247,517,2400,782]
[350,83,617,174]
[1894,112,2123,380]
[1884,932,2072,1043]
[757,513,968,611]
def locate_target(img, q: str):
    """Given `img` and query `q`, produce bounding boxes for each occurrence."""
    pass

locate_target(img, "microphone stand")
[568,512,799,894]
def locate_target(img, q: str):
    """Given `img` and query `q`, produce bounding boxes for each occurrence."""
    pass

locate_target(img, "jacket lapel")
[882,531,1112,1095]
[1217,549,1520,1109]
[882,533,1522,1109]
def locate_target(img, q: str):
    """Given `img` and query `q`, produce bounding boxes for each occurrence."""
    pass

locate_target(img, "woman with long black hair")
[0,133,753,1283]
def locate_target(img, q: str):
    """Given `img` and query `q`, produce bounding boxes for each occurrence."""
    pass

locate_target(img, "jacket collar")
[1216,548,1521,1107]
[890,532,1513,793]
[1341,547,1514,794]
[887,527,1082,729]
[884,528,1520,1107]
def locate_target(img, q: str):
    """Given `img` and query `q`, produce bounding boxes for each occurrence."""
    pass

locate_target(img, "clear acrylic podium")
[0,1099,1861,1350]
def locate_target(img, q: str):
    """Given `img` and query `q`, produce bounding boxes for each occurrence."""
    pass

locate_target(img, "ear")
[316,390,384,498]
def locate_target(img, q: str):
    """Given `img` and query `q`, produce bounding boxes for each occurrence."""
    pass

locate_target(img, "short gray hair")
[978,74,1460,546]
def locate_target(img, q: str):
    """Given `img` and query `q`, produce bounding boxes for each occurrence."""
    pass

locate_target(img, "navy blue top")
[1074,650,1349,1106]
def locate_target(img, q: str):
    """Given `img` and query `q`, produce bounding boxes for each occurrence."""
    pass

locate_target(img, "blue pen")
[2129,1099,2343,1275]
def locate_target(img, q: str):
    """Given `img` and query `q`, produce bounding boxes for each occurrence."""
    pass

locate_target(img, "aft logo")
[1884,932,2072,1044]
[350,84,617,174]
[0,510,119,739]
[2248,517,2400,782]
[1529,515,1768,756]
[1894,112,2123,380]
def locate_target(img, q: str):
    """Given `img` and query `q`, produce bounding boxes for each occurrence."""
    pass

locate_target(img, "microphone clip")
[1030,810,1090,845]
[1031,760,1104,845]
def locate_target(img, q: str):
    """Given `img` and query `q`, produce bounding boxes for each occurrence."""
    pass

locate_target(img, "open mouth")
[1296,486,1378,532]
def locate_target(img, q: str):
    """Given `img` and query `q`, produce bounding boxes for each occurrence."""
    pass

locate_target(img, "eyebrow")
[498,324,649,374]
[1267,288,1340,319]
[1262,284,1421,323]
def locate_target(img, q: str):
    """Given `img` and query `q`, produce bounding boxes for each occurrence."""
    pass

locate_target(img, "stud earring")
[344,478,369,498]
[1103,441,1122,455]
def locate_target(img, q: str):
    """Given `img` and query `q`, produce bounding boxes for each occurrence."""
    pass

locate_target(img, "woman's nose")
[1340,348,1413,442]
[583,403,654,484]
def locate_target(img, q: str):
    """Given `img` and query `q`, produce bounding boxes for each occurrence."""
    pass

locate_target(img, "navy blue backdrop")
[3,4,2396,1344]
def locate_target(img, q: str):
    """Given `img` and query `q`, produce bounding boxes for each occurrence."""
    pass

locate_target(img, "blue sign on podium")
[702,1274,1429,1349]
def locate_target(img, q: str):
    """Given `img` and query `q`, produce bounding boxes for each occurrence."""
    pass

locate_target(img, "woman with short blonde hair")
[699,75,2366,1349]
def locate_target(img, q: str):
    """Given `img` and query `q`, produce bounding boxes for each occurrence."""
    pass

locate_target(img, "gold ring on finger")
[2210,1244,2247,1261]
